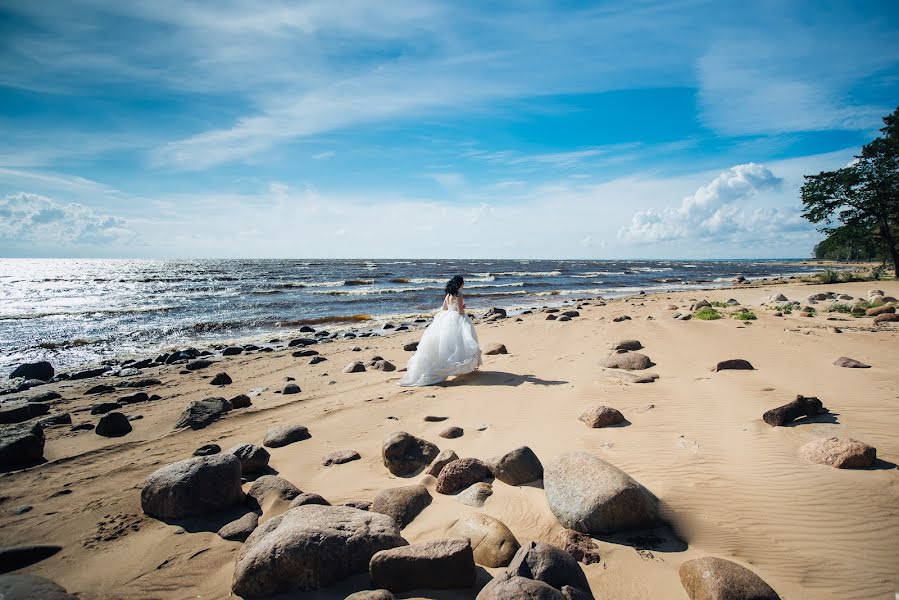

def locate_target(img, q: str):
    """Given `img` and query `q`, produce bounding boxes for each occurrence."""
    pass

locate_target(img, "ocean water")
[0,258,824,374]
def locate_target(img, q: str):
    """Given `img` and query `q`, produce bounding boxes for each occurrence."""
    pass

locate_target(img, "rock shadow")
[168,504,260,534]
[0,458,47,474]
[597,525,688,553]
[442,371,568,387]
[243,465,280,481]
[869,458,897,471]
[782,412,840,427]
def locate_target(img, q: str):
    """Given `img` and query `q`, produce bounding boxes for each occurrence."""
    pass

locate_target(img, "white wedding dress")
[399,293,482,386]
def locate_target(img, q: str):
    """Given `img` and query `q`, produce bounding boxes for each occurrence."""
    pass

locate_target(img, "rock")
[457,482,493,506]
[282,383,301,394]
[231,505,407,596]
[874,313,899,323]
[491,446,543,486]
[38,412,72,427]
[612,315,631,322]
[222,346,243,356]
[544,452,660,534]
[546,314,558,321]
[485,307,508,319]
[28,391,61,403]
[403,342,419,352]
[608,339,642,351]
[484,343,508,355]
[9,362,54,381]
[833,356,871,368]
[218,512,259,542]
[679,556,779,600]
[369,538,475,592]
[175,397,231,430]
[427,449,459,477]
[229,394,252,409]
[866,304,895,316]
[186,359,214,371]
[209,372,232,386]
[292,349,319,358]
[371,360,396,372]
[70,423,94,432]
[228,443,270,474]
[70,366,110,380]
[119,392,149,404]
[799,437,876,469]
[344,361,366,373]
[344,500,372,510]
[90,402,121,415]
[288,337,317,347]
[119,378,161,388]
[447,513,520,568]
[424,415,448,422]
[322,450,361,466]
[666,304,679,310]
[439,426,463,439]
[0,544,61,573]
[289,493,330,509]
[675,313,693,321]
[95,412,132,437]
[141,454,243,520]
[0,574,77,600]
[382,432,439,476]
[603,370,659,383]
[762,395,827,426]
[84,384,115,394]
[310,356,328,365]
[436,458,492,494]
[561,310,580,318]
[477,573,566,599]
[768,293,788,303]
[346,591,395,600]
[371,485,432,528]
[0,423,44,468]
[247,475,301,504]
[0,402,49,424]
[726,298,740,306]
[598,352,651,370]
[193,444,221,456]
[715,359,754,371]
[263,424,310,448]
[556,530,600,565]
[578,405,625,428]
[867,289,885,298]
[508,541,591,595]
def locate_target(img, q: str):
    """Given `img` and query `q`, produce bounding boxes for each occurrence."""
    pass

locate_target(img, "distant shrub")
[800,306,817,314]
[871,265,885,280]
[817,269,841,284]
[826,303,853,313]
[711,301,729,308]
[694,306,722,320]
[732,310,757,320]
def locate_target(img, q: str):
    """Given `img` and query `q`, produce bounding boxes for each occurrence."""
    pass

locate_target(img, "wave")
[572,271,625,277]
[38,338,96,350]
[632,267,674,272]
[0,305,181,321]
[490,271,561,277]
[466,282,525,289]
[251,289,285,295]
[312,286,439,296]
[464,290,529,297]
[344,279,374,285]
[275,314,372,327]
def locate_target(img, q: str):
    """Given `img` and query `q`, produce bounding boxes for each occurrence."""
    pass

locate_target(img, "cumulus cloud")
[619,163,802,243]
[0,192,133,245]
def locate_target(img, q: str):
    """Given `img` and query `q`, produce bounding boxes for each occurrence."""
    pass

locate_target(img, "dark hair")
[444,275,464,297]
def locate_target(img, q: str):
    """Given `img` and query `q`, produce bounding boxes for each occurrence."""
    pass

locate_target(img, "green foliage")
[800,306,817,314]
[816,269,842,284]
[694,306,722,320]
[826,303,853,313]
[710,301,729,308]
[871,265,886,280]
[732,310,757,320]
[801,107,899,277]
[814,225,881,261]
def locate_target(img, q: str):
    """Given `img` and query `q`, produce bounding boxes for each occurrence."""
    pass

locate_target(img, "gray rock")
[322,449,361,466]
[193,444,220,456]
[282,383,301,394]
[95,412,132,437]
[344,361,366,373]
[426,449,459,477]
[371,360,396,372]
[476,573,565,599]
[508,541,591,596]
[231,505,407,595]
[227,443,270,474]
[679,556,779,600]
[0,402,49,424]
[119,392,149,404]
[9,362,54,381]
[141,454,243,520]
[263,424,310,448]
[544,452,660,534]
[247,475,301,505]
[578,405,625,428]
[90,402,121,415]
[381,431,439,476]
[403,342,418,352]
[456,482,493,507]
[38,412,72,428]
[186,359,214,370]
[439,426,464,439]
[833,356,871,368]
[369,538,475,592]
[608,339,642,351]
[371,484,432,528]
[491,446,543,486]
[715,359,754,371]
[288,493,330,509]
[436,458,492,494]
[0,574,76,599]
[598,352,652,370]
[603,370,659,383]
[210,372,232,386]
[229,394,252,409]
[175,397,231,430]
[346,591,394,600]
[218,511,259,542]
[70,367,110,380]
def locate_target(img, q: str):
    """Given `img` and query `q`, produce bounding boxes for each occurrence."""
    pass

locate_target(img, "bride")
[399,275,482,386]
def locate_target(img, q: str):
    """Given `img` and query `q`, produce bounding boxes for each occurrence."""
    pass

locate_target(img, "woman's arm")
[456,293,465,315]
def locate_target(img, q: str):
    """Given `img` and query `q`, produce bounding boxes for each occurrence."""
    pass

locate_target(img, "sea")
[0,258,827,375]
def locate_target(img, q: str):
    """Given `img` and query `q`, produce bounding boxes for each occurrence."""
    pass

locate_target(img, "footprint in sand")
[677,435,701,454]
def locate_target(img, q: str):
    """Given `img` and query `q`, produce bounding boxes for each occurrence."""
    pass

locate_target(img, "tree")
[801,106,899,277]
[813,225,879,261]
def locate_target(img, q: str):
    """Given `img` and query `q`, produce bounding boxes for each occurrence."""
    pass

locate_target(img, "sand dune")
[1,280,897,599]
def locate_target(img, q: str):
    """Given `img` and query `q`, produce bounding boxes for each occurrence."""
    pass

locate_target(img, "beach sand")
[1,279,897,599]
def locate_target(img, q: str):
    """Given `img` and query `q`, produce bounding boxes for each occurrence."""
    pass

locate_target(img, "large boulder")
[457,482,493,507]
[491,446,543,486]
[608,340,642,351]
[369,538,476,592]
[833,356,871,368]
[544,452,660,534]
[246,475,301,505]
[227,443,270,474]
[263,424,310,448]
[762,395,826,426]
[426,449,459,477]
[381,432,439,476]
[9,362,54,381]
[370,485,432,528]
[578,405,625,428]
[598,352,651,370]
[799,437,876,469]
[679,557,779,600]
[477,573,566,599]
[218,512,259,542]
[141,453,243,520]
[715,359,754,371]
[231,505,407,596]
[0,574,77,600]
[0,402,49,425]
[447,513,520,568]
[866,304,895,316]
[95,412,132,437]
[508,541,592,596]
[436,458,492,494]
[873,313,899,323]
[174,397,231,430]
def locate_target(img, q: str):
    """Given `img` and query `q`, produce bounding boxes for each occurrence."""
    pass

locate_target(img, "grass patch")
[816,268,841,284]
[710,301,729,308]
[800,306,817,314]
[732,310,757,320]
[826,303,853,313]
[694,306,722,320]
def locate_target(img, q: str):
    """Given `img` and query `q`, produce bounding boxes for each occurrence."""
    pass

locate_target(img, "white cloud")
[0,193,134,246]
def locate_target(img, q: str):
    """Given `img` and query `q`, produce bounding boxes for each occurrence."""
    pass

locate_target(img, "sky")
[0,1,897,259]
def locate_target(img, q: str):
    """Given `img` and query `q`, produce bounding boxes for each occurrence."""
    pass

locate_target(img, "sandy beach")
[1,278,897,599]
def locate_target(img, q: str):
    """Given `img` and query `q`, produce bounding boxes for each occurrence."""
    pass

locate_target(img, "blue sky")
[0,0,897,259]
